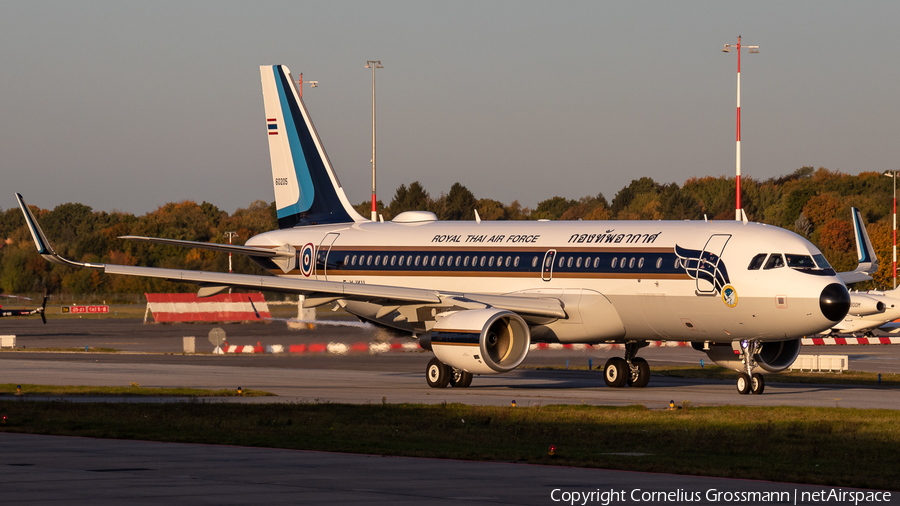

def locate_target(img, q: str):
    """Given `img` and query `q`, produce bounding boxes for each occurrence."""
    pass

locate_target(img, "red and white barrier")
[145,293,270,323]
[802,336,900,346]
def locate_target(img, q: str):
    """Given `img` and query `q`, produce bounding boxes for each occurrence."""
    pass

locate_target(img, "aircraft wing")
[16,193,566,319]
[119,236,295,258]
[838,207,878,284]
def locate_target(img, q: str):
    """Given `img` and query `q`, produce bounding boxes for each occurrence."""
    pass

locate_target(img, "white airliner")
[16,64,852,395]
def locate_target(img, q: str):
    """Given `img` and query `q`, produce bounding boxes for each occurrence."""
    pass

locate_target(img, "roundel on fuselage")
[300,243,315,277]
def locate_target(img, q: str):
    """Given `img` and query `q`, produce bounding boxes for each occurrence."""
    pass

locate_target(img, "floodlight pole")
[366,60,383,222]
[722,36,759,221]
[297,73,318,98]
[887,171,898,289]
[224,231,238,273]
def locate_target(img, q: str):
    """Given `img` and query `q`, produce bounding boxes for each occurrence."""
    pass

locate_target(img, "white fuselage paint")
[246,218,843,344]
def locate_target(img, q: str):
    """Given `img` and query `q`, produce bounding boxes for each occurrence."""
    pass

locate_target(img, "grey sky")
[2,1,897,215]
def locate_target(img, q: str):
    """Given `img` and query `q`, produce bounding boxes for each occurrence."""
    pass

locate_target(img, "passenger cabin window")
[748,253,767,270]
[764,254,785,270]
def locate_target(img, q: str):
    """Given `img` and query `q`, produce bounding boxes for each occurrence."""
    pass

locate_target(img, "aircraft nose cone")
[820,283,851,322]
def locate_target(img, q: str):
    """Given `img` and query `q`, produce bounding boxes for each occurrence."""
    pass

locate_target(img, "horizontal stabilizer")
[839,271,874,284]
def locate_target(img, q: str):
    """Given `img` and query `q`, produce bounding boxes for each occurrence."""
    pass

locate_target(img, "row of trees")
[1,167,896,298]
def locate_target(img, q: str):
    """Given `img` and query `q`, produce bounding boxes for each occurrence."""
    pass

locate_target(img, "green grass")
[653,365,900,386]
[526,365,900,387]
[0,384,274,397]
[0,402,897,490]
[0,347,122,353]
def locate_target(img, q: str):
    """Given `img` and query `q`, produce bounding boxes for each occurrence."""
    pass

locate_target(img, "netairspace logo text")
[549,488,892,506]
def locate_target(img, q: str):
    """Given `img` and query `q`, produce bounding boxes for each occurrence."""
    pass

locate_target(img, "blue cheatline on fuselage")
[270,66,355,228]
[259,246,691,281]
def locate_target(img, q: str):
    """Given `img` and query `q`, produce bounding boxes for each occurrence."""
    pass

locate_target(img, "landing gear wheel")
[449,368,473,388]
[426,358,450,388]
[604,357,628,388]
[751,373,765,395]
[736,373,751,395]
[626,357,650,388]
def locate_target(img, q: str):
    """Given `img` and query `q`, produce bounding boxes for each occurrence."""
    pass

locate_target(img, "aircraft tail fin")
[852,207,878,274]
[260,65,366,228]
[839,207,879,284]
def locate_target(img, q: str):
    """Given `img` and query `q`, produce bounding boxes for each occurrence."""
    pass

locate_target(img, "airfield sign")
[208,327,226,354]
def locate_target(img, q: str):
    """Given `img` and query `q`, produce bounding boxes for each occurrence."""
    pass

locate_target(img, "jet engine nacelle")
[427,309,530,375]
[696,338,802,373]
[847,293,886,316]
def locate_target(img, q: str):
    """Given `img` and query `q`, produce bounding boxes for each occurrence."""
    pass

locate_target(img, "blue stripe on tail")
[272,66,354,228]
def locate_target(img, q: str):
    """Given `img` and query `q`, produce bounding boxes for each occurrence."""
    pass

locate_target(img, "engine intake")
[429,309,530,375]
[699,338,802,373]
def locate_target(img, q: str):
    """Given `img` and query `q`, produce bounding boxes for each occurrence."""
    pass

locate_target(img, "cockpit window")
[813,254,832,270]
[763,254,785,270]
[748,254,767,270]
[785,254,816,269]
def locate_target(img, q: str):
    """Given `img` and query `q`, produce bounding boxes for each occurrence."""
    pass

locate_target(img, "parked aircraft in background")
[0,295,47,324]
[16,65,853,395]
[827,207,900,336]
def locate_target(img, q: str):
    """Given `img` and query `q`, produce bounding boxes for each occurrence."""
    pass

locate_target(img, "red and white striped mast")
[722,36,759,221]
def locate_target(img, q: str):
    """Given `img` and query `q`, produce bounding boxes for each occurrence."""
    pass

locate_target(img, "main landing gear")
[736,340,765,395]
[426,357,472,388]
[604,341,650,388]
